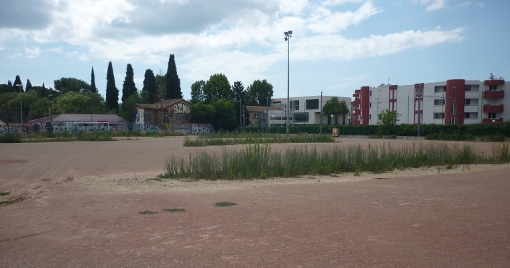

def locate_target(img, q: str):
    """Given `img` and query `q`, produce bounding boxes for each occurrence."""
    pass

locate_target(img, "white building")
[265,95,352,126]
[352,79,508,125]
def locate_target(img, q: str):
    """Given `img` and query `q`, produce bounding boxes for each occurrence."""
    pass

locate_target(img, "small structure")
[246,106,284,128]
[132,99,192,132]
[27,114,129,133]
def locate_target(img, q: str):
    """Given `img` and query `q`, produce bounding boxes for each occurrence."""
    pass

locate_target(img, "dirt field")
[1,137,509,267]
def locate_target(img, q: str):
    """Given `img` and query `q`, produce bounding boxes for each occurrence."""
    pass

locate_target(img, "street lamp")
[284,30,292,135]
[15,83,23,131]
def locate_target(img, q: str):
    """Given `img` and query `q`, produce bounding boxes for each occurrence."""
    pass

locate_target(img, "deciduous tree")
[190,80,206,103]
[203,73,232,103]
[245,79,273,106]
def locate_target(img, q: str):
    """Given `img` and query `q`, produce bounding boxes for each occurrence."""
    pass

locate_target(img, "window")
[434,113,445,119]
[305,99,319,110]
[465,113,477,119]
[294,112,309,123]
[451,104,456,115]
[465,85,471,91]
[465,99,477,106]
[450,117,457,124]
[434,86,446,93]
[489,113,497,119]
[415,87,423,97]
[254,114,259,119]
[452,90,456,101]
[290,100,299,111]
[434,99,445,105]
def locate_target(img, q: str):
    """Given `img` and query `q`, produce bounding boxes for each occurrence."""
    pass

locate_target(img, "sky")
[1,0,509,101]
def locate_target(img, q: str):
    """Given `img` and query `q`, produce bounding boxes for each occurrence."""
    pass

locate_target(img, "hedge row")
[242,122,510,140]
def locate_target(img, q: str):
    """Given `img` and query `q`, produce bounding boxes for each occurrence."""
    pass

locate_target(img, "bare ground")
[1,137,509,267]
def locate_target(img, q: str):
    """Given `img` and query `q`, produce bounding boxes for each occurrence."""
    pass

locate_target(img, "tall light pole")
[15,83,23,131]
[284,30,292,135]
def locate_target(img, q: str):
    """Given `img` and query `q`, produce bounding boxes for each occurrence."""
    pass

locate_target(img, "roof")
[246,106,284,112]
[132,99,190,110]
[27,114,127,124]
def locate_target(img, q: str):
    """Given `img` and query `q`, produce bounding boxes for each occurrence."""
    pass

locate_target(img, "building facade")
[352,79,507,125]
[267,95,352,126]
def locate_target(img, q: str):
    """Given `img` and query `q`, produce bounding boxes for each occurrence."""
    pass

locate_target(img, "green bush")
[0,133,21,143]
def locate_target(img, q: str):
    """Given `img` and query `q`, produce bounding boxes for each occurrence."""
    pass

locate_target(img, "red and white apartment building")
[351,79,508,125]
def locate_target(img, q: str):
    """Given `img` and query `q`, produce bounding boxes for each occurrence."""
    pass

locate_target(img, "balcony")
[483,90,504,99]
[483,104,504,113]
[483,118,503,123]
[484,80,505,86]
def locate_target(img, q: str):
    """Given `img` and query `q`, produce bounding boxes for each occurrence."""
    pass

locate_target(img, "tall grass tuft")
[161,142,510,180]
[183,133,334,147]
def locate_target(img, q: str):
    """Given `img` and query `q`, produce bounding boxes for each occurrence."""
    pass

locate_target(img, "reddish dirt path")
[1,137,509,267]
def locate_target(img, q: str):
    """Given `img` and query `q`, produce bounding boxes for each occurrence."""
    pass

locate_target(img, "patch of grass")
[163,208,186,213]
[161,142,510,181]
[214,201,237,207]
[0,192,10,196]
[183,133,334,147]
[138,210,158,215]
[0,133,21,143]
[373,177,389,180]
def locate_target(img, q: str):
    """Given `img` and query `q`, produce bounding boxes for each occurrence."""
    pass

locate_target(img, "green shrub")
[0,133,21,143]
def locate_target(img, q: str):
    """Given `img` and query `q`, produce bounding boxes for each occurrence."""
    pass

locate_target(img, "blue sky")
[0,0,508,101]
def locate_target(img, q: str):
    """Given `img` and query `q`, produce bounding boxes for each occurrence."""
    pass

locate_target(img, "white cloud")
[307,1,381,34]
[457,2,484,8]
[413,0,447,11]
[25,47,41,58]
[292,27,464,61]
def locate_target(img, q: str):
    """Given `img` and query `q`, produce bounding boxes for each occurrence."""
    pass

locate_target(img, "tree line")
[0,54,274,131]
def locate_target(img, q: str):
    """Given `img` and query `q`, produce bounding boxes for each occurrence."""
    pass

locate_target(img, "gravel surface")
[1,137,509,267]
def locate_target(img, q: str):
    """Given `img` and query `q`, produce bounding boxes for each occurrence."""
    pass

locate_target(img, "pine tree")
[165,54,182,99]
[105,61,119,112]
[90,67,97,93]
[122,63,137,104]
[142,69,158,103]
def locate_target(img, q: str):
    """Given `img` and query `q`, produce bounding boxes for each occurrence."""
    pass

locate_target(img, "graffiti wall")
[0,125,23,134]
[1,122,211,135]
[137,123,214,135]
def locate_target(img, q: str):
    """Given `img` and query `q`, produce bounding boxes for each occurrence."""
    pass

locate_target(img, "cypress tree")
[13,75,23,92]
[106,61,119,112]
[26,79,33,91]
[165,54,182,99]
[90,67,97,93]
[122,63,137,104]
[142,69,158,103]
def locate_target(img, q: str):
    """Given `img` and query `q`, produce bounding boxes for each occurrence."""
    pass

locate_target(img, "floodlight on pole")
[284,30,292,135]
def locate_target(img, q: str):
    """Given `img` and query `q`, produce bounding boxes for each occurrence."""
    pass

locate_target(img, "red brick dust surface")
[1,137,509,267]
